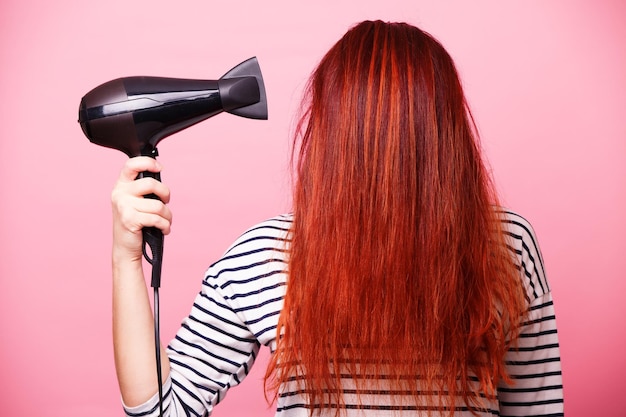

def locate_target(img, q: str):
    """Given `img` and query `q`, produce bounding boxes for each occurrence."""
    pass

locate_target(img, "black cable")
[143,230,165,417]
[154,287,164,417]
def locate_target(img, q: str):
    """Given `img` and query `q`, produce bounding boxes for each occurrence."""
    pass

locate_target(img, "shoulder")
[497,209,540,243]
[203,214,291,294]
[223,214,293,257]
[497,209,544,265]
[496,208,550,300]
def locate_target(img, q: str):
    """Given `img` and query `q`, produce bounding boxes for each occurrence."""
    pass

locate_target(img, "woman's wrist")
[112,247,144,276]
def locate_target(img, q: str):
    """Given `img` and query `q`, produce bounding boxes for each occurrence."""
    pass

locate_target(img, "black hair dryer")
[78,56,268,288]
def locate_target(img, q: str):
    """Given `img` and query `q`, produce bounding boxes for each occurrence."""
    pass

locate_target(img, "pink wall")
[0,1,624,415]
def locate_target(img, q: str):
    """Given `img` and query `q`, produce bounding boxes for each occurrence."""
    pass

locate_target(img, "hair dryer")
[78,56,267,157]
[77,56,268,288]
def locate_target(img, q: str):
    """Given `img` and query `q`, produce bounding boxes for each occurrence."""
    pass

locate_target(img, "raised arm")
[110,156,173,407]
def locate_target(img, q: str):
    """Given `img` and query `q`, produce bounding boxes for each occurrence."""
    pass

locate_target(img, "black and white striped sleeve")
[497,211,564,417]
[123,215,291,417]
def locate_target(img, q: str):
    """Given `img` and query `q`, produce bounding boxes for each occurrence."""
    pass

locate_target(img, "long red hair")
[266,20,527,415]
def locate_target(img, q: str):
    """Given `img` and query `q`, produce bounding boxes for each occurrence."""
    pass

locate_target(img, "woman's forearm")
[112,255,171,407]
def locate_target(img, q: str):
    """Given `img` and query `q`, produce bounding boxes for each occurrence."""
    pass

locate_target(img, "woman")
[111,20,563,416]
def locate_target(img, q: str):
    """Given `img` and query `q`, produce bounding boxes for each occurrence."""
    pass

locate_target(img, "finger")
[126,177,171,204]
[122,211,173,236]
[115,200,173,235]
[112,171,171,204]
[118,156,163,182]
[138,212,172,235]
[134,198,173,223]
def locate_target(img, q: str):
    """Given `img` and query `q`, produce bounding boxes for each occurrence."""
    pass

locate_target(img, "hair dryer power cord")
[143,235,165,417]
[153,287,164,417]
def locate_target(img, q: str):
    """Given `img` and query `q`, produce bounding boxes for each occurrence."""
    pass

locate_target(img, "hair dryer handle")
[137,170,164,288]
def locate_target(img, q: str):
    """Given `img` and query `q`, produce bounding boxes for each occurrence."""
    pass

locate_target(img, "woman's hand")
[111,156,173,264]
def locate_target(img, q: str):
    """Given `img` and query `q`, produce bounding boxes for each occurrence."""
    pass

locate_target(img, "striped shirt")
[124,210,563,417]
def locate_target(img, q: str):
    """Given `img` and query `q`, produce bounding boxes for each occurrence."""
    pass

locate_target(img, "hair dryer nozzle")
[219,57,268,120]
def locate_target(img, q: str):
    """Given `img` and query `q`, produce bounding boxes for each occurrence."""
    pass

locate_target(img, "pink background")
[1,1,624,415]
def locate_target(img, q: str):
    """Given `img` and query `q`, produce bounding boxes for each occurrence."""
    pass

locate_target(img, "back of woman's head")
[267,20,527,416]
